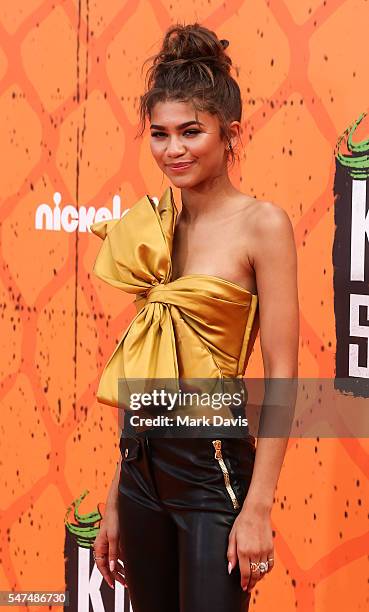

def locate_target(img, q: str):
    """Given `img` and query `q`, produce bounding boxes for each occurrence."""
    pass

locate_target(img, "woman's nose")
[166,136,186,156]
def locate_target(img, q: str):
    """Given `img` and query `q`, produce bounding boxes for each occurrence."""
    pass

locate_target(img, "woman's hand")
[227,500,274,593]
[93,506,127,590]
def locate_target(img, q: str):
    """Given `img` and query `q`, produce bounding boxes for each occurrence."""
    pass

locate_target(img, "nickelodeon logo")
[34,192,159,233]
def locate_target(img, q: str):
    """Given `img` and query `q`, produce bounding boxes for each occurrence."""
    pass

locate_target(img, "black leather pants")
[118,434,256,612]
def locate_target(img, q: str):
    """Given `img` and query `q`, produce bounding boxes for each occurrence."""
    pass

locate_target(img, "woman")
[91,22,299,612]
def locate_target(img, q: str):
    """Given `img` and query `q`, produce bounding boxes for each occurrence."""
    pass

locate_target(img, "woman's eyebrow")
[150,120,204,130]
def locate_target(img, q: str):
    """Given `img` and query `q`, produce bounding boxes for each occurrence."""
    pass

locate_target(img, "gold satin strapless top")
[90,186,259,408]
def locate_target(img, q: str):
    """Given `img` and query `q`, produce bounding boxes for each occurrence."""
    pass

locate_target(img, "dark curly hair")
[136,22,243,167]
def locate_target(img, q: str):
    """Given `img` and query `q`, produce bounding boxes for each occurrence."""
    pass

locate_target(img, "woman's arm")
[245,201,299,510]
[93,436,126,589]
[105,453,122,511]
[228,201,299,592]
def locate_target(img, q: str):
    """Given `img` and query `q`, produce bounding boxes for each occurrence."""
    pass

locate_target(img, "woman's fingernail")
[228,561,232,575]
[109,582,115,590]
[109,560,115,572]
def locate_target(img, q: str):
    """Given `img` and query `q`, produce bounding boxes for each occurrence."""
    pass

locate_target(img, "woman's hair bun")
[157,23,232,73]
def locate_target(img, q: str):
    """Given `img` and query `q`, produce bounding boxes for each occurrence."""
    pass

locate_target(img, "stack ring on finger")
[93,553,106,561]
[258,561,269,574]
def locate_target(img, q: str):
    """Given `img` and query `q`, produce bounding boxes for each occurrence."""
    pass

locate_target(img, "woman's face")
[149,99,232,188]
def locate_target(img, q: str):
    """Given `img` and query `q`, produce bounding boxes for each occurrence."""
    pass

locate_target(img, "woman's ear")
[229,120,241,150]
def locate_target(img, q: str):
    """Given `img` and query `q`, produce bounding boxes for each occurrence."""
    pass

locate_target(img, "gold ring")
[250,561,259,573]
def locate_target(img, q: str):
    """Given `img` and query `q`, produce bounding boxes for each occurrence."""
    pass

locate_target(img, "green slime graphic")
[336,112,369,179]
[64,489,102,548]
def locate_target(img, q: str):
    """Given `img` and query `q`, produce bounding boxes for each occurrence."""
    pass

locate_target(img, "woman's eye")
[151,129,201,138]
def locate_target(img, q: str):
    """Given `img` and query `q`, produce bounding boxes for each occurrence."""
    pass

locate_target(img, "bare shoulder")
[237,195,295,265]
[240,195,292,230]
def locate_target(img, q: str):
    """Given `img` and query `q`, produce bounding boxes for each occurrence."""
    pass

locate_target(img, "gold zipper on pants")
[212,440,240,510]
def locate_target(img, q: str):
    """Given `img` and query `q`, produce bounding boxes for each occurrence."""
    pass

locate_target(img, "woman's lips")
[167,161,195,171]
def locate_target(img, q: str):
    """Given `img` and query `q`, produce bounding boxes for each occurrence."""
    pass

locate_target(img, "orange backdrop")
[1,1,369,611]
